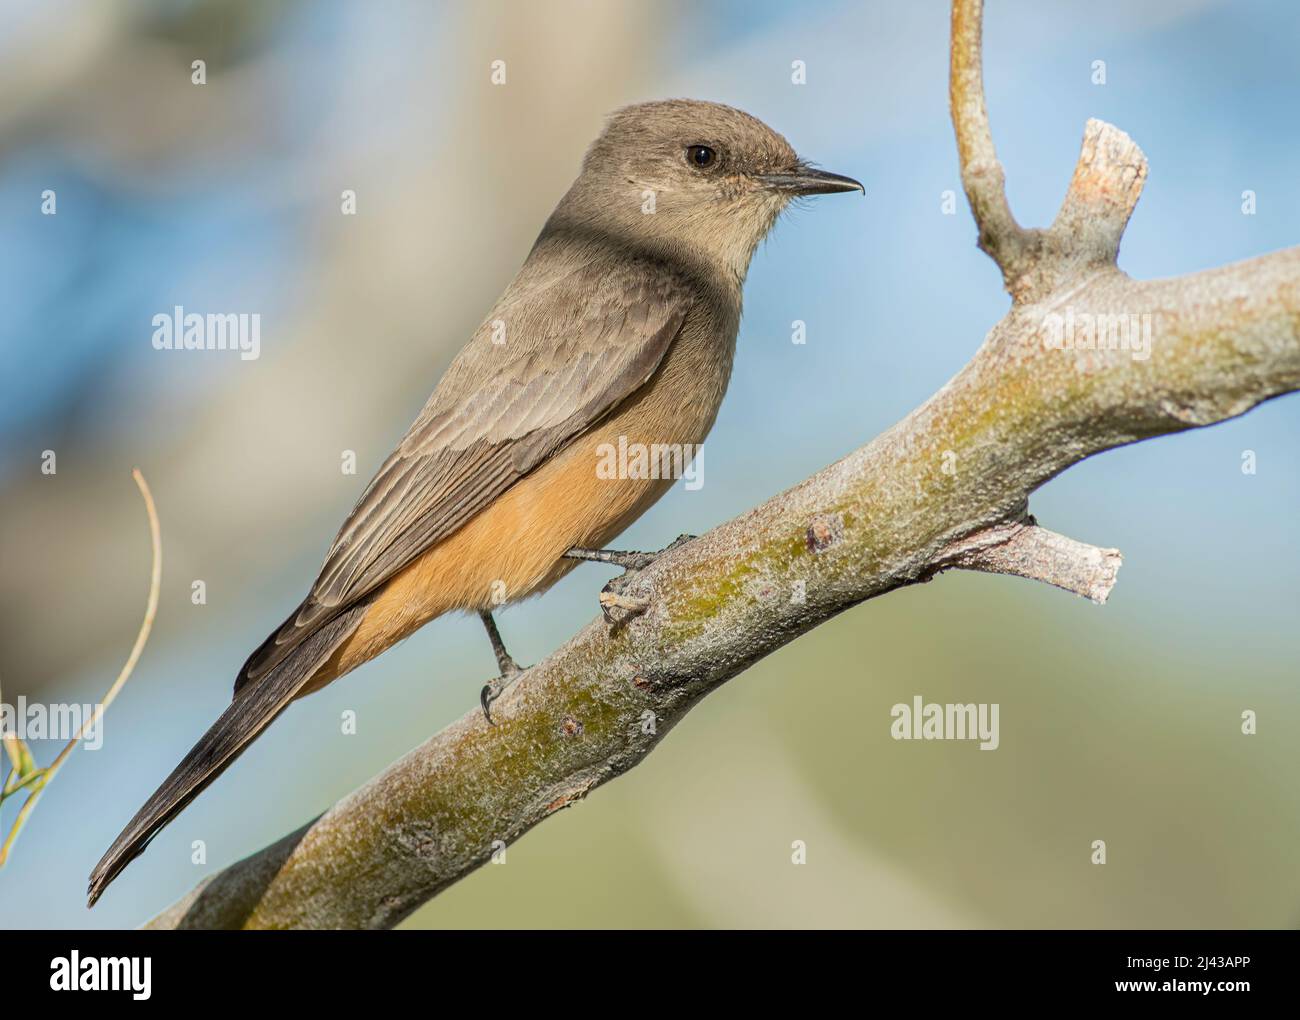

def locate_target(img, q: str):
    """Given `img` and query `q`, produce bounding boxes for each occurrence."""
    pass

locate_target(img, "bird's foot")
[478,610,525,726]
[480,658,523,727]
[565,534,696,625]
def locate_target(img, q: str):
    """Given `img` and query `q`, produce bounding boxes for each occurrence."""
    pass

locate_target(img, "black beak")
[757,167,864,196]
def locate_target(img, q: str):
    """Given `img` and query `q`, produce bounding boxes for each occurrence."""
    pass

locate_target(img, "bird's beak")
[756,167,864,196]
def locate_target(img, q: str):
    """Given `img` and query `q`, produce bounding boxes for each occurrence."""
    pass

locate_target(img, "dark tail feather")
[87,602,369,907]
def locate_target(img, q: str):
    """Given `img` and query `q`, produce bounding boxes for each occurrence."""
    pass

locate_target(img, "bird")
[88,98,862,906]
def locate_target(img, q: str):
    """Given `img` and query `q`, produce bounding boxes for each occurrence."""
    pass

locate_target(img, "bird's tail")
[87,602,369,907]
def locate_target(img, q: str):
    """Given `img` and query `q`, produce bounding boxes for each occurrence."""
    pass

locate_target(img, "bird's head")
[551,99,863,283]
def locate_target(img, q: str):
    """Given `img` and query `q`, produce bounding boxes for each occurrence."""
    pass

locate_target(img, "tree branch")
[949,0,1036,293]
[144,1,1300,928]
[941,517,1122,604]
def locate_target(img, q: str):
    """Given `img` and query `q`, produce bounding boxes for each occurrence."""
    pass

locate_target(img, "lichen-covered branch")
[145,2,1300,929]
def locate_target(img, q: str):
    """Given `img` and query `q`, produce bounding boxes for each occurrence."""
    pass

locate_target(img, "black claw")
[480,682,500,726]
[599,583,618,626]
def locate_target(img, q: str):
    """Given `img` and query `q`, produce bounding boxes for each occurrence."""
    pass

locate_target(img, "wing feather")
[237,257,692,688]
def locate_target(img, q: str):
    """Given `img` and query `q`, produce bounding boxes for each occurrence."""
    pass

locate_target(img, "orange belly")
[301,339,726,695]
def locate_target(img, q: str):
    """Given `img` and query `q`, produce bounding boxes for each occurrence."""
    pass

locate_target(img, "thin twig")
[0,469,161,868]
[950,0,1033,288]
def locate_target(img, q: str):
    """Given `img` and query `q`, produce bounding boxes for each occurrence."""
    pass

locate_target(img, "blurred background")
[1,0,1298,929]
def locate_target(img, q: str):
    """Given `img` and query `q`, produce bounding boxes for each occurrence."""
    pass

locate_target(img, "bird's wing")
[237,257,692,688]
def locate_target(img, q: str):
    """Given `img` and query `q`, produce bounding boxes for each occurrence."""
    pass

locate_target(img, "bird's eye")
[686,145,717,169]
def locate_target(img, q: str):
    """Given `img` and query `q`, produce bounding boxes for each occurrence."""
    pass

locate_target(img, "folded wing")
[237,257,693,691]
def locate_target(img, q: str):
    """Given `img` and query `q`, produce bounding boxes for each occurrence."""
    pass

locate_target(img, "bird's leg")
[564,534,697,623]
[478,610,523,725]
[564,533,697,570]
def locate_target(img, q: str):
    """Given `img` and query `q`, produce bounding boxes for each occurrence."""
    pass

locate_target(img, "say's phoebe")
[89,99,861,905]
